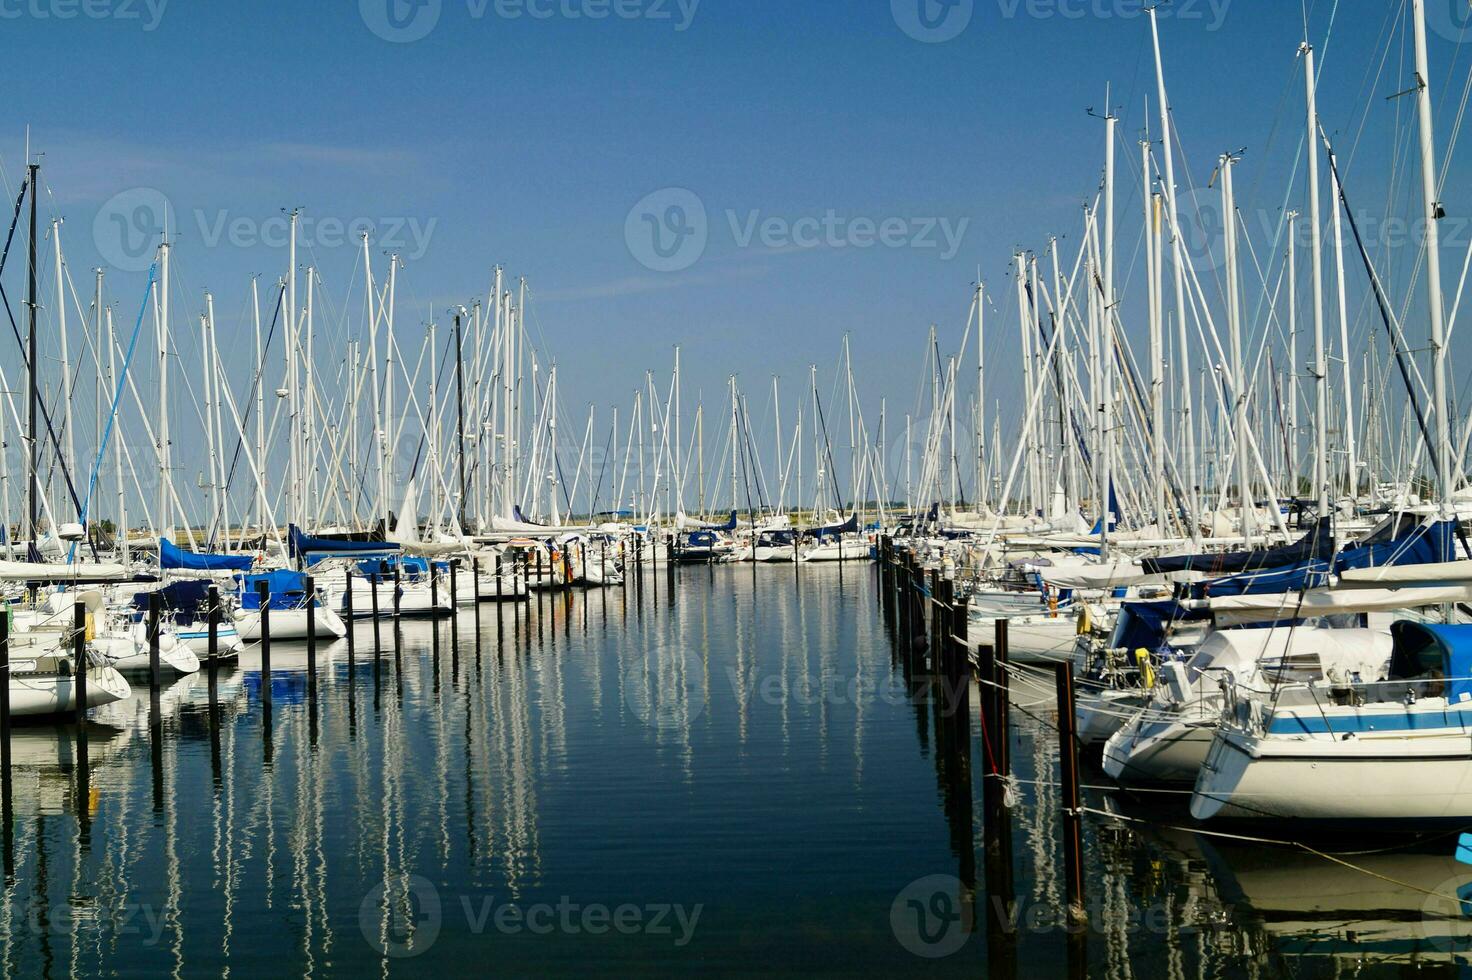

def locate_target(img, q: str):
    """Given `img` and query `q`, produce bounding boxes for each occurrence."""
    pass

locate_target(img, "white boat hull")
[10,664,131,716]
[800,540,872,562]
[235,606,347,641]
[1192,726,1472,821]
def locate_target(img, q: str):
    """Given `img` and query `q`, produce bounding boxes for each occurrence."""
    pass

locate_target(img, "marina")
[11,0,1472,974]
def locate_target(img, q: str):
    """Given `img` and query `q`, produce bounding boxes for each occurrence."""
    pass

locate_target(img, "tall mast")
[1285,211,1299,497]
[157,238,172,539]
[1301,41,1331,520]
[975,280,985,512]
[25,163,37,545]
[1221,153,1253,547]
[1100,103,1117,556]
[385,255,398,523]
[52,221,75,500]
[454,309,468,532]
[1328,147,1357,501]
[1144,134,1166,529]
[251,277,267,534]
[1412,0,1454,512]
[107,305,126,562]
[361,240,387,533]
[92,268,104,518]
[1149,9,1201,545]
[285,210,300,527]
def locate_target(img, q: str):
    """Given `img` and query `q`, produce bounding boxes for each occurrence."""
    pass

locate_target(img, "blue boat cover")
[357,555,430,579]
[237,569,311,610]
[681,531,718,549]
[1197,520,1458,599]
[1112,600,1213,655]
[159,537,253,572]
[1143,516,1334,576]
[512,506,546,527]
[131,580,215,616]
[1390,622,1472,705]
[288,524,398,561]
[811,514,859,540]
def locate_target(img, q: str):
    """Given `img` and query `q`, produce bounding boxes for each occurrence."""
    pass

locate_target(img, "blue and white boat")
[1192,621,1472,822]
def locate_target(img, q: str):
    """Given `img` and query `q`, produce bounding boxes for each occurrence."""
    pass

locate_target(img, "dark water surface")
[0,564,1467,977]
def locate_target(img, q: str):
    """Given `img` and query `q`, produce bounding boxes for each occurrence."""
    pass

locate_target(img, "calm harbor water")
[0,563,1467,977]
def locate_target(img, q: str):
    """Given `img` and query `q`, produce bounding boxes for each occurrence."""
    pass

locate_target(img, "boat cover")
[1389,621,1472,704]
[159,537,253,572]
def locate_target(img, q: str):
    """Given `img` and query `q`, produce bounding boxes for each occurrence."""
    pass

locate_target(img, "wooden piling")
[257,581,272,695]
[148,591,162,720]
[206,585,220,710]
[371,572,382,655]
[305,574,318,681]
[344,571,356,662]
[73,601,88,726]
[1054,660,1086,921]
[0,609,11,816]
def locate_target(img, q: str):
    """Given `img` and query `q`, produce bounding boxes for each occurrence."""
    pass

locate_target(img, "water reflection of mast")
[490,630,542,898]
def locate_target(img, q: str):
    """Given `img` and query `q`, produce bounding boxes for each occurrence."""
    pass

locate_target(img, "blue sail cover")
[512,506,546,527]
[1197,520,1458,599]
[1113,600,1214,655]
[237,569,311,610]
[1335,519,1456,571]
[811,514,859,540]
[288,524,398,562]
[356,555,430,579]
[1198,559,1333,598]
[131,580,214,616]
[158,537,253,572]
[1143,517,1335,576]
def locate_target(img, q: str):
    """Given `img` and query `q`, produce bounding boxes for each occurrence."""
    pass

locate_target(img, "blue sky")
[2,0,1467,513]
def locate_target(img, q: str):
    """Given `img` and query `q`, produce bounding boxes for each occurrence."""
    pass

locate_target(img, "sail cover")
[1140,516,1334,577]
[159,537,253,572]
[288,524,398,561]
[810,514,859,539]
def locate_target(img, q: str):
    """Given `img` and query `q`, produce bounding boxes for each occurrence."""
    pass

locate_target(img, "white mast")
[0,353,10,559]
[1301,41,1332,520]
[975,280,985,512]
[1101,104,1117,555]
[1149,8,1201,544]
[251,277,267,535]
[1412,0,1454,512]
[156,238,172,539]
[106,305,126,562]
[1328,150,1357,502]
[385,255,399,524]
[1144,136,1166,529]
[1285,211,1299,497]
[52,222,76,496]
[1221,153,1253,547]
[362,238,388,533]
[285,210,301,528]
